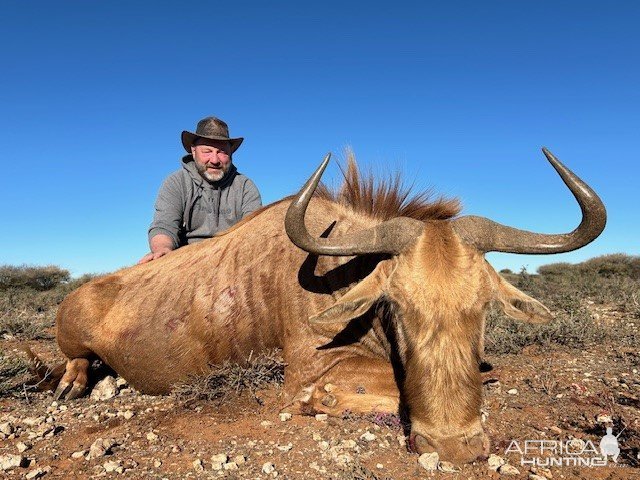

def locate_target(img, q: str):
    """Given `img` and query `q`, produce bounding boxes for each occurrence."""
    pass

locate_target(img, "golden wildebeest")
[42,148,605,463]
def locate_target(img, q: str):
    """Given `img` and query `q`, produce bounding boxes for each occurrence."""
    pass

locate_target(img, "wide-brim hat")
[181,116,244,153]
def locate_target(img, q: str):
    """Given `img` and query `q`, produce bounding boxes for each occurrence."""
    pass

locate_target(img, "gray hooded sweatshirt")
[148,155,262,248]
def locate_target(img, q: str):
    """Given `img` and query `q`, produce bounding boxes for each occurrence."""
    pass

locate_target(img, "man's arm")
[137,234,175,264]
[139,174,184,264]
[241,178,262,217]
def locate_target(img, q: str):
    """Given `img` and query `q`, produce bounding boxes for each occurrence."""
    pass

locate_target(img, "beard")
[195,161,231,183]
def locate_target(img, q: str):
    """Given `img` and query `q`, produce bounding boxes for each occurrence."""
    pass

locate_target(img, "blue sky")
[1,1,638,276]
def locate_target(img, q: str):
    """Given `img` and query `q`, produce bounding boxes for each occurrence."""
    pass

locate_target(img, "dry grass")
[0,265,98,340]
[486,254,639,354]
[0,350,30,397]
[171,350,286,403]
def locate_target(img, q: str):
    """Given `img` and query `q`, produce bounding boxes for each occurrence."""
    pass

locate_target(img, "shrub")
[537,262,574,277]
[172,350,285,403]
[0,351,30,397]
[0,265,70,291]
[578,254,640,279]
[487,254,640,353]
[0,266,100,340]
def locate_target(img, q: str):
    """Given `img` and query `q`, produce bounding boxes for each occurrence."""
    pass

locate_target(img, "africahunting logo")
[505,427,626,467]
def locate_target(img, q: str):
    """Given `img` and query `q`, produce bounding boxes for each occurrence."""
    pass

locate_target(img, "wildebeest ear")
[496,276,553,324]
[309,261,391,324]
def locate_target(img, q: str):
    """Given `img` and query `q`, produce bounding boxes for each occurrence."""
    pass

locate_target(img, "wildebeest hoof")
[54,358,90,400]
[53,381,73,400]
[321,394,337,407]
[54,380,86,400]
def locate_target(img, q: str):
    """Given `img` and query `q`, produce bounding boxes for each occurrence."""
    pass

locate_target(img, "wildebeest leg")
[283,384,400,417]
[312,388,400,416]
[54,358,91,400]
[284,357,400,416]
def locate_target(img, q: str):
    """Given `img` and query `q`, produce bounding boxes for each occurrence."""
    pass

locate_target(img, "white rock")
[90,376,119,401]
[278,412,292,422]
[507,388,518,395]
[488,454,506,471]
[0,454,27,471]
[260,420,274,427]
[418,452,439,471]
[25,468,46,479]
[376,463,384,469]
[233,455,246,465]
[87,438,116,459]
[71,450,87,459]
[315,414,328,421]
[123,410,134,420]
[115,377,128,388]
[262,461,276,474]
[211,453,228,464]
[193,459,204,471]
[341,439,357,449]
[103,460,121,473]
[146,432,159,442]
[223,462,238,470]
[596,414,613,423]
[23,417,45,427]
[0,422,14,436]
[360,431,376,442]
[17,442,31,453]
[277,442,293,452]
[153,460,162,468]
[33,423,54,439]
[499,464,521,475]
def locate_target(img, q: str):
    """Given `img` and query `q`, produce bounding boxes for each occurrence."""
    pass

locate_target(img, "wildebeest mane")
[315,151,461,222]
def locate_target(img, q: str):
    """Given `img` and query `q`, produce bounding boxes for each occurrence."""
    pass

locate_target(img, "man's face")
[191,139,232,182]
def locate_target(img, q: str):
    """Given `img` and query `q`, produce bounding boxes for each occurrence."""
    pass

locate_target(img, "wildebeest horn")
[452,148,606,254]
[285,153,424,256]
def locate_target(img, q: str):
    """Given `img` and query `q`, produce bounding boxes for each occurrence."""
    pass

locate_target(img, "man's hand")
[137,234,175,264]
[137,248,172,264]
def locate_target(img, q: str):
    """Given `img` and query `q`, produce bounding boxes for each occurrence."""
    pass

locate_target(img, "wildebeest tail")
[21,345,66,391]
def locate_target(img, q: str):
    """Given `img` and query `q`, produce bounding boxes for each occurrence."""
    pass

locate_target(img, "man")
[139,116,262,264]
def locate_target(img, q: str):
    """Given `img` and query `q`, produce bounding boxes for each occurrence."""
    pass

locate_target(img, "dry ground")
[1,257,639,479]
